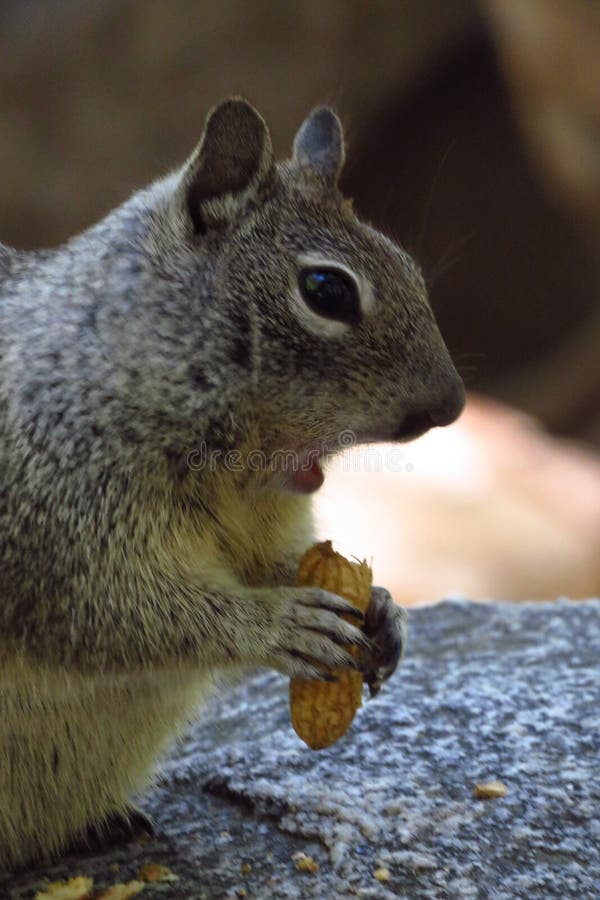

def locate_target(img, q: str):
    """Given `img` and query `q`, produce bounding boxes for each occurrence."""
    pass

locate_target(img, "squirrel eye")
[298,267,362,325]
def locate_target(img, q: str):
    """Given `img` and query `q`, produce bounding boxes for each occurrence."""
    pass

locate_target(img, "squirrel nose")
[395,377,465,440]
[427,377,466,427]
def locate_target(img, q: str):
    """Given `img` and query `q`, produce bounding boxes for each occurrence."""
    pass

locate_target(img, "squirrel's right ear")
[292,107,345,184]
[180,98,275,233]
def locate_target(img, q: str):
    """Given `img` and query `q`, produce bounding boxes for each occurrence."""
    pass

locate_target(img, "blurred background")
[1,0,598,602]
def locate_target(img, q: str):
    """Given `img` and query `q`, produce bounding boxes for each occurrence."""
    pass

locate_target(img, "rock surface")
[2,599,599,899]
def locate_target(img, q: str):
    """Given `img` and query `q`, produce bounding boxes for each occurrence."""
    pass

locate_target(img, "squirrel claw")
[361,586,408,693]
[68,804,155,854]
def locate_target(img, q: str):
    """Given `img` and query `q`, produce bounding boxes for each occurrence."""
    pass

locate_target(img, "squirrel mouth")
[285,456,325,494]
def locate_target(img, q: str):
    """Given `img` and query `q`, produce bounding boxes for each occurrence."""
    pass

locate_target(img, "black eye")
[298,267,362,325]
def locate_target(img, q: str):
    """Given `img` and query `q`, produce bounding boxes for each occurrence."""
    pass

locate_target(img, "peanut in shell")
[289,540,372,750]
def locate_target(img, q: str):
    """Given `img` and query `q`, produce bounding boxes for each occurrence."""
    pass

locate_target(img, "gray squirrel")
[0,99,464,870]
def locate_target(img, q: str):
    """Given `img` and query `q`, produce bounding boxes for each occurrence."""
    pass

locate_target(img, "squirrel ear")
[182,98,275,232]
[292,107,345,183]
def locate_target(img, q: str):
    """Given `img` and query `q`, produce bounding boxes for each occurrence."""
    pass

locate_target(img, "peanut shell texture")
[289,540,372,750]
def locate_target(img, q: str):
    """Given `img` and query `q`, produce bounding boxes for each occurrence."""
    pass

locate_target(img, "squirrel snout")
[394,377,465,441]
[427,377,466,427]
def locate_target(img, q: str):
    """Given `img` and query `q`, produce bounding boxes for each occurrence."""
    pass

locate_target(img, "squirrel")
[0,98,464,871]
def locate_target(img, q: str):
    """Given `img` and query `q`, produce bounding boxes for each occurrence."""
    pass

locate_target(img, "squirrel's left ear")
[181,98,275,232]
[292,107,345,184]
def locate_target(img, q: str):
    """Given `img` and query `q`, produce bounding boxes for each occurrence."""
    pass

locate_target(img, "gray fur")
[0,98,464,870]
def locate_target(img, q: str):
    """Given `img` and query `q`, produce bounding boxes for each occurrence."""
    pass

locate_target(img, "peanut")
[289,541,371,749]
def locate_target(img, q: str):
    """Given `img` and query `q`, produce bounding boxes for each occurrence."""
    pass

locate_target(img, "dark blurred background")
[1,0,598,599]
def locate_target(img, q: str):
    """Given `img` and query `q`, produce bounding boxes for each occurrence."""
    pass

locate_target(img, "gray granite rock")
[2,599,599,900]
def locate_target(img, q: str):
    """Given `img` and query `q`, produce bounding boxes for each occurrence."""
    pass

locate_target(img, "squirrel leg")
[32,578,370,681]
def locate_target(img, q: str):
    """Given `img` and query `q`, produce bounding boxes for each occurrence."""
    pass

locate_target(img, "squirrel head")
[143,99,465,489]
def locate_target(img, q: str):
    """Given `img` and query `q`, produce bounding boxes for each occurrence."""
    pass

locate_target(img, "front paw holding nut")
[265,586,370,681]
[361,585,408,698]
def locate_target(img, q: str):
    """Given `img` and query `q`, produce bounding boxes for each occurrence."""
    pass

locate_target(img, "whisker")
[416,139,458,258]
[424,231,476,296]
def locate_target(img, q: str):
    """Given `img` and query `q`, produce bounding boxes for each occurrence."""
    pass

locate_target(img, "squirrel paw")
[362,586,408,698]
[265,587,371,681]
[68,804,155,854]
